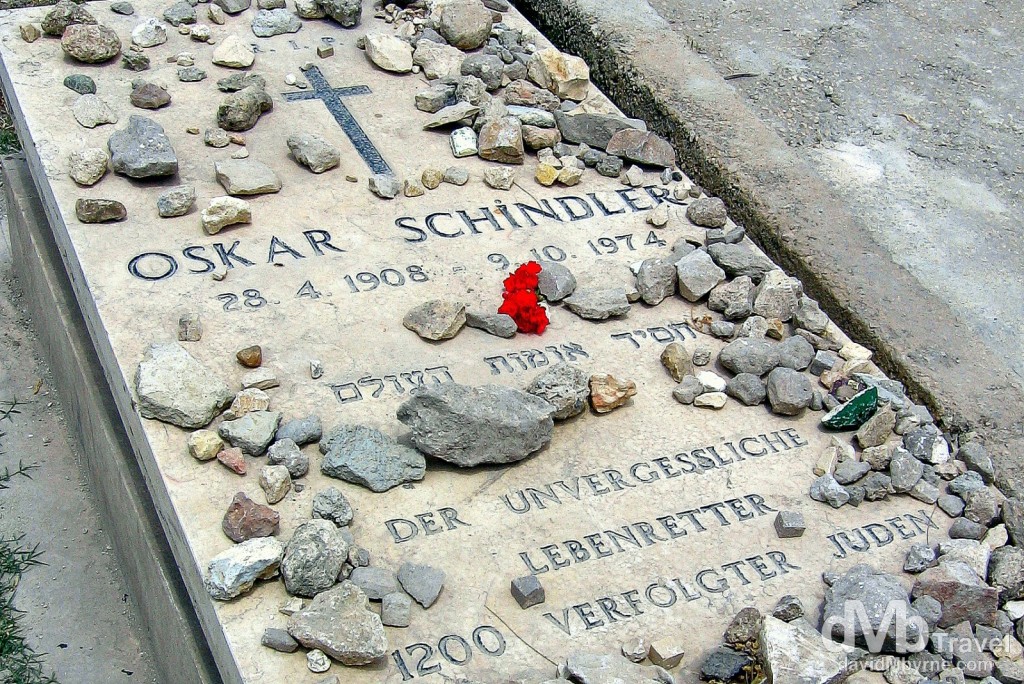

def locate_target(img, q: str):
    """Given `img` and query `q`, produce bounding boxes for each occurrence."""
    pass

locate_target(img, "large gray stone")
[108,115,178,178]
[217,85,273,132]
[636,258,677,306]
[526,363,589,420]
[821,564,922,651]
[912,559,1000,628]
[766,367,814,416]
[707,242,777,282]
[135,342,232,429]
[438,0,492,50]
[890,448,925,493]
[760,615,859,684]
[676,249,726,301]
[215,158,282,196]
[205,537,284,600]
[287,582,387,665]
[267,438,309,479]
[398,562,445,608]
[281,519,349,598]
[277,414,322,446]
[563,287,631,319]
[778,335,815,371]
[250,8,300,36]
[311,486,353,527]
[537,260,577,301]
[752,270,802,321]
[214,0,251,13]
[42,0,96,37]
[989,546,1024,601]
[809,474,850,508]
[719,338,781,376]
[219,411,281,456]
[319,424,426,492]
[397,383,554,467]
[708,276,755,320]
[403,300,466,340]
[348,567,399,600]
[553,110,646,149]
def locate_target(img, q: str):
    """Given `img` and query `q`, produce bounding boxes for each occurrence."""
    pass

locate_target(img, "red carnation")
[503,261,541,293]
[498,261,549,334]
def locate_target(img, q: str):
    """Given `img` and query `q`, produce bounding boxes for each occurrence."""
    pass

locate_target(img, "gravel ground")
[648,0,1024,377]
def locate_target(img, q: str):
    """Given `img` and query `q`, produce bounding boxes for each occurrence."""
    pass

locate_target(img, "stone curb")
[515,0,1024,497]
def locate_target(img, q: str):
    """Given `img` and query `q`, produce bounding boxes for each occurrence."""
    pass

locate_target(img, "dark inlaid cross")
[283,66,393,176]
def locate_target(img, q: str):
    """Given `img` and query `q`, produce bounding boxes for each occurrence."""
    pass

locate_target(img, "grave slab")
[0,3,954,683]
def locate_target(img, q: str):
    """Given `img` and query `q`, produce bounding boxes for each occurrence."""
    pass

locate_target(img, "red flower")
[498,261,548,334]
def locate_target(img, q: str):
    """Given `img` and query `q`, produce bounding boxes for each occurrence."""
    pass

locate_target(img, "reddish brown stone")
[222,491,279,542]
[217,446,247,475]
[589,373,637,414]
[236,345,262,368]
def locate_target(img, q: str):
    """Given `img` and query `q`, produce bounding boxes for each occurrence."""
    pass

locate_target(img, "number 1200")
[391,626,506,680]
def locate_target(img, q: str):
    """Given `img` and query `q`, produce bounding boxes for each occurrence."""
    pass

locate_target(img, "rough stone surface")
[858,405,897,448]
[364,32,413,72]
[686,197,728,228]
[215,159,282,196]
[287,133,340,173]
[397,562,445,608]
[564,287,631,319]
[287,582,387,665]
[904,543,938,574]
[810,473,850,508]
[319,424,425,492]
[205,537,284,600]
[676,249,726,302]
[774,511,806,538]
[63,74,96,95]
[397,384,554,466]
[606,129,675,167]
[311,486,353,527]
[251,8,300,37]
[636,258,677,305]
[890,448,925,493]
[989,546,1024,601]
[526,363,589,420]
[708,276,755,320]
[777,335,815,371]
[266,439,309,479]
[157,184,195,217]
[912,560,1000,627]
[438,0,492,50]
[277,415,322,446]
[348,567,398,600]
[822,564,921,650]
[261,628,298,653]
[726,372,767,406]
[222,491,280,542]
[719,338,781,376]
[75,198,126,223]
[135,343,232,428]
[752,269,802,321]
[465,312,517,338]
[219,411,282,456]
[590,374,637,413]
[527,47,590,101]
[672,375,703,405]
[62,24,121,64]
[202,196,251,234]
[660,343,693,382]
[511,575,545,609]
[478,117,525,164]
[707,241,776,281]
[42,1,96,37]
[766,367,814,415]
[281,519,349,598]
[381,592,411,628]
[218,86,272,131]
[108,115,177,178]
[403,300,466,340]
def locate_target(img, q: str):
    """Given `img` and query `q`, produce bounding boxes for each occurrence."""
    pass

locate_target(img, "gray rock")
[311,487,353,527]
[707,242,776,282]
[672,375,703,405]
[398,562,445,608]
[219,411,282,456]
[766,367,813,416]
[949,470,988,498]
[163,0,196,25]
[675,249,726,302]
[989,546,1024,601]
[834,459,871,485]
[777,335,815,371]
[251,8,300,36]
[706,225,746,245]
[949,517,987,540]
[443,166,469,185]
[605,129,675,167]
[958,442,995,484]
[507,104,556,128]
[403,300,466,340]
[262,627,298,653]
[774,511,806,538]
[61,24,121,63]
[964,487,1002,527]
[857,405,897,448]
[217,85,273,132]
[724,607,763,647]
[424,102,480,129]
[772,595,805,622]
[511,575,544,609]
[809,349,841,376]
[995,660,1024,684]
[287,582,387,665]
[636,258,677,306]
[905,544,937,573]
[63,74,96,95]
[910,479,941,504]
[938,494,966,518]
[1004,497,1024,547]
[912,559,1000,628]
[461,53,505,90]
[810,474,850,508]
[397,383,554,467]
[823,564,922,651]
[267,439,309,479]
[719,338,781,376]
[711,321,736,338]
[438,0,493,50]
[466,312,517,338]
[287,133,340,174]
[794,295,830,334]
[726,373,766,406]
[708,276,755,320]
[563,287,631,319]
[382,592,411,627]
[554,110,646,149]
[369,173,402,199]
[596,154,624,178]
[526,363,589,420]
[890,448,925,493]
[135,343,232,429]
[415,85,454,114]
[214,0,251,13]
[108,115,177,178]
[320,424,426,492]
[215,159,282,196]
[216,73,266,93]
[277,415,322,446]
[861,472,893,501]
[760,617,859,684]
[685,197,728,228]
[903,424,951,465]
[348,567,398,600]
[911,595,942,629]
[701,647,753,682]
[319,0,360,25]
[157,184,195,217]
[43,0,95,36]
[205,537,284,600]
[753,270,802,321]
[281,519,348,598]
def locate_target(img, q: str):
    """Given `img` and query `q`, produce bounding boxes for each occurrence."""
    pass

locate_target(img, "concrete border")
[515,0,1024,497]
[3,155,220,684]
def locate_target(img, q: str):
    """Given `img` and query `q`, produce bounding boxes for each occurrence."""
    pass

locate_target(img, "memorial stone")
[0,3,963,683]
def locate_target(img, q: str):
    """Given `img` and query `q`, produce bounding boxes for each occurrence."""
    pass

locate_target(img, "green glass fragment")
[820,386,878,430]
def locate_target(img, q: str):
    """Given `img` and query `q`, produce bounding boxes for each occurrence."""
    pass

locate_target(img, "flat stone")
[311,486,352,527]
[262,628,298,653]
[822,564,922,651]
[131,17,167,47]
[219,411,282,456]
[554,110,646,149]
[277,415,322,446]
[223,491,280,542]
[526,363,589,420]
[217,446,247,475]
[281,519,349,597]
[465,311,517,338]
[213,35,255,68]
[605,129,675,168]
[205,537,284,600]
[766,367,812,416]
[287,582,386,664]
[708,276,755,320]
[157,184,196,217]
[761,617,859,684]
[397,383,553,466]
[319,424,425,492]
[75,198,126,223]
[135,343,232,428]
[707,241,776,281]
[687,197,728,228]
[397,562,445,608]
[413,40,463,80]
[108,115,177,178]
[857,405,897,448]
[62,24,121,63]
[989,546,1024,601]
[364,32,413,73]
[381,593,411,628]
[348,566,399,600]
[675,249,726,301]
[563,287,630,319]
[213,0,251,14]
[833,458,871,485]
[527,47,589,101]
[215,159,282,196]
[163,0,196,26]
[810,474,850,508]
[912,560,1000,627]
[890,448,925,492]
[251,8,300,37]
[130,82,170,109]
[403,300,466,340]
